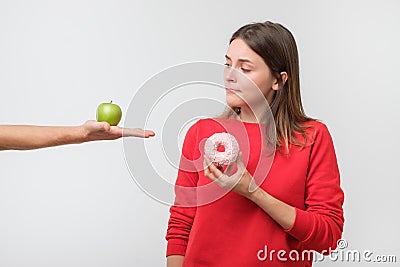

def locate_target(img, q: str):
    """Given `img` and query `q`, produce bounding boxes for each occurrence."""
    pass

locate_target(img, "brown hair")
[228,21,314,152]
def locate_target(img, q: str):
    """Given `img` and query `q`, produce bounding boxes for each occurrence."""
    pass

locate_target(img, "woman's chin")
[226,95,244,108]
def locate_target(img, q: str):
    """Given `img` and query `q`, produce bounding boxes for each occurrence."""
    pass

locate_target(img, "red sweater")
[166,118,344,266]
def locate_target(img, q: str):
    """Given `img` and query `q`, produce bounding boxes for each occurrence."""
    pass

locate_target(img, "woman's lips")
[226,88,240,93]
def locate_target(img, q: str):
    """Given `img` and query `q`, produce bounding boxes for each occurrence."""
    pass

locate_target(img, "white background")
[0,0,399,266]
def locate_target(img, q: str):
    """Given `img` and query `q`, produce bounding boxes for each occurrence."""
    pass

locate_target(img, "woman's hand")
[81,120,155,142]
[204,152,296,229]
[204,152,258,199]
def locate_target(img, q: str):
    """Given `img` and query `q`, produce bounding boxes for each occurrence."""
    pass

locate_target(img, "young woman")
[166,21,344,266]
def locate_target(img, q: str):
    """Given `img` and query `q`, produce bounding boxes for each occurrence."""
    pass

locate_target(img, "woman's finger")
[203,157,212,172]
[208,162,223,178]
[225,163,234,176]
[207,172,218,181]
[203,158,216,180]
[203,164,211,177]
[236,152,246,170]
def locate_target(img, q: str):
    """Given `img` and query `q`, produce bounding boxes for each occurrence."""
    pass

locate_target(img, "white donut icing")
[204,133,239,166]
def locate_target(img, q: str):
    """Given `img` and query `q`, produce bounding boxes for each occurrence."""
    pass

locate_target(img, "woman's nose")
[224,66,237,83]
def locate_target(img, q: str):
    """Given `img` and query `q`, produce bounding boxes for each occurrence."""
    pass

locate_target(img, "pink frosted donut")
[204,133,239,166]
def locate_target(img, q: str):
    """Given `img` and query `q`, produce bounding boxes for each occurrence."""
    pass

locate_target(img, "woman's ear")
[272,72,288,91]
[280,72,288,86]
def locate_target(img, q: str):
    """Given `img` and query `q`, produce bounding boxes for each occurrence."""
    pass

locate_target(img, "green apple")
[96,101,122,126]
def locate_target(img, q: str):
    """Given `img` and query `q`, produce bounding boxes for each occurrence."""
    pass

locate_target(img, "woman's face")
[224,38,279,110]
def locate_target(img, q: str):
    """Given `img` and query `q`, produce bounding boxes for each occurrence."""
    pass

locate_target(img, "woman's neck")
[238,106,268,123]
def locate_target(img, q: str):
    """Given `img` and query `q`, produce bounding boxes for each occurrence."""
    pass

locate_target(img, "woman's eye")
[224,63,231,67]
[241,68,251,73]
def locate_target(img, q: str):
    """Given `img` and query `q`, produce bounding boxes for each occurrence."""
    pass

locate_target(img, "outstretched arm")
[0,120,155,150]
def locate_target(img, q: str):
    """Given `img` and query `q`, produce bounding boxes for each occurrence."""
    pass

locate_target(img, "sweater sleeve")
[285,122,344,253]
[165,122,200,256]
